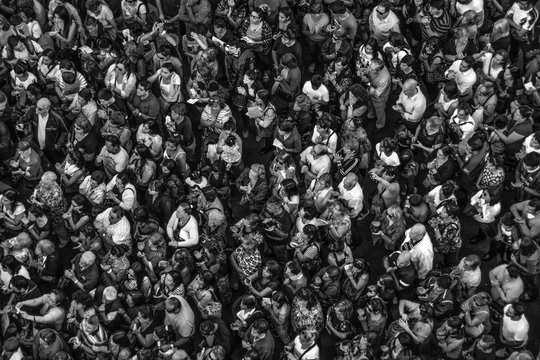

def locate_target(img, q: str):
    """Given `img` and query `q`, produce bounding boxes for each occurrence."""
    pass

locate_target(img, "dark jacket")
[25,106,68,152]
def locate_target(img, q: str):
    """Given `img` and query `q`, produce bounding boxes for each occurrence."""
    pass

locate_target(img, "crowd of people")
[1,0,540,359]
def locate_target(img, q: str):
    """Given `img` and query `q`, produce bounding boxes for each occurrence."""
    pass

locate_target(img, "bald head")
[343,173,359,190]
[403,79,418,97]
[36,98,51,109]
[410,223,427,243]
[397,250,412,266]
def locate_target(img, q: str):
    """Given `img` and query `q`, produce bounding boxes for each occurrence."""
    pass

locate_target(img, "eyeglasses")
[376,8,388,15]
[36,107,48,111]
[250,14,260,19]
[116,66,125,71]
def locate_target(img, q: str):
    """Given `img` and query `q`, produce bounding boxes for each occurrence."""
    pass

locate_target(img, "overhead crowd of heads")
[1,0,540,359]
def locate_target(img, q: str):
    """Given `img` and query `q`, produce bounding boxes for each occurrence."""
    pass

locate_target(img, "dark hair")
[511,302,525,316]
[506,264,521,278]
[296,286,319,309]
[13,60,28,75]
[1,255,21,274]
[110,244,129,257]
[53,6,71,37]
[280,179,298,200]
[279,120,294,133]
[311,74,322,88]
[10,275,29,290]
[105,135,120,147]
[251,319,269,333]
[241,294,257,309]
[462,55,474,66]
[90,170,106,184]
[441,180,457,197]
[201,186,218,202]
[523,152,540,167]
[137,306,153,320]
[39,329,57,345]
[256,89,271,106]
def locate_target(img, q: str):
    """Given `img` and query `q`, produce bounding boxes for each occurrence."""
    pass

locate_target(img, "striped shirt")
[421,9,451,43]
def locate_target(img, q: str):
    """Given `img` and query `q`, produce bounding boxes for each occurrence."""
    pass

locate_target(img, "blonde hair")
[386,205,405,224]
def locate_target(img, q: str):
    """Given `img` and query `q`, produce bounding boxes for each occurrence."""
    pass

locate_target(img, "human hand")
[399,318,409,330]
[64,269,74,279]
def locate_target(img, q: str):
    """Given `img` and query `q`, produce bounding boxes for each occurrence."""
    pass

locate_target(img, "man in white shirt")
[338,173,363,218]
[299,144,331,188]
[95,135,129,179]
[94,206,132,254]
[445,56,477,98]
[400,223,434,279]
[395,79,427,131]
[449,103,476,142]
[498,303,529,357]
[369,1,401,46]
[302,74,329,111]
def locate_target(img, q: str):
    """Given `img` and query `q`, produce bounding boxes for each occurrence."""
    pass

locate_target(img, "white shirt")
[470,190,501,223]
[292,336,319,360]
[106,175,137,211]
[97,146,129,173]
[302,81,329,103]
[481,52,504,80]
[375,143,400,166]
[166,214,199,247]
[449,108,475,140]
[501,304,529,343]
[522,134,540,156]
[369,10,400,44]
[311,126,338,155]
[401,230,434,279]
[94,207,132,251]
[37,113,48,149]
[397,87,427,123]
[338,181,363,218]
[507,3,538,32]
[300,146,331,178]
[446,60,477,94]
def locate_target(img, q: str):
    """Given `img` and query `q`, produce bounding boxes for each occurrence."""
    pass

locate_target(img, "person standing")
[361,58,391,132]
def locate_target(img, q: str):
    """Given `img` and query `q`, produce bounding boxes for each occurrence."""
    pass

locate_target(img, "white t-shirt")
[375,143,400,166]
[10,71,37,90]
[293,337,319,360]
[446,60,477,94]
[456,0,484,24]
[501,304,529,342]
[507,3,538,32]
[98,146,129,172]
[159,72,182,103]
[522,134,540,155]
[302,81,330,102]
